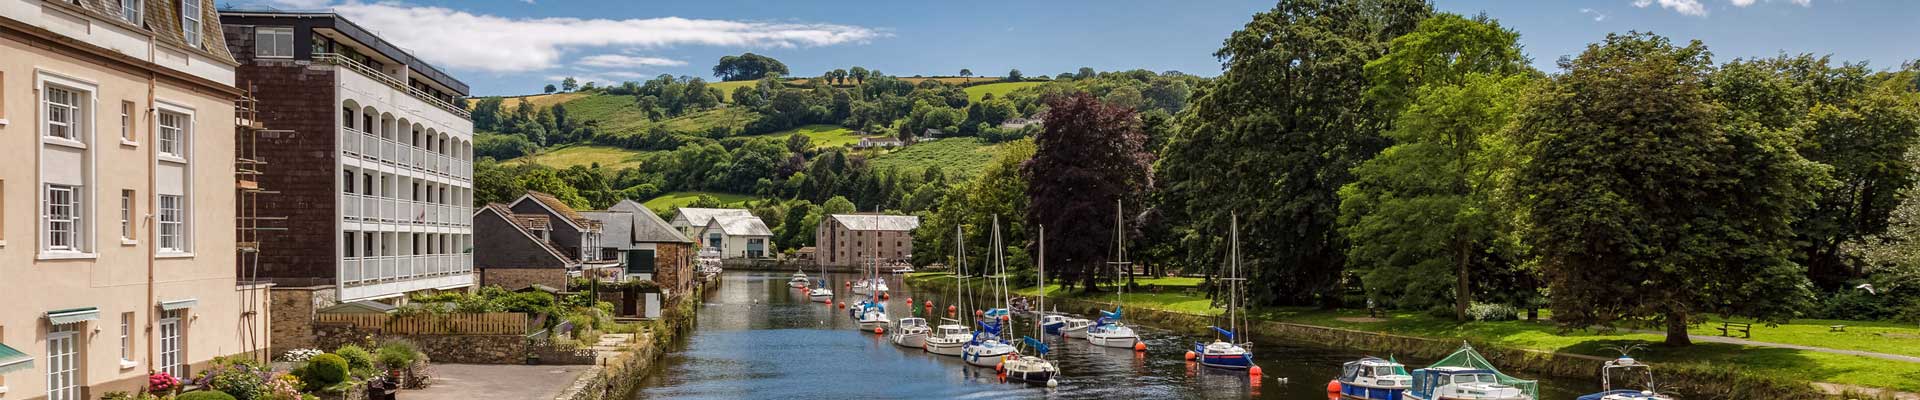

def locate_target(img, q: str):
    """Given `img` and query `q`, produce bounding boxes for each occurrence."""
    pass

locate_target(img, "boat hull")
[891,333,927,348]
[963,348,1013,368]
[1340,384,1408,400]
[926,340,966,356]
[1062,325,1089,338]
[1087,332,1138,348]
[1198,354,1254,370]
[1042,321,1065,334]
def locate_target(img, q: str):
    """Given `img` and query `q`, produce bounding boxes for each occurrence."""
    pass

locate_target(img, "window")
[44,86,79,140]
[253,26,294,58]
[158,194,184,252]
[159,110,186,159]
[121,101,135,142]
[344,232,357,257]
[44,184,80,251]
[180,0,202,48]
[310,34,331,55]
[47,323,78,400]
[118,0,141,23]
[120,312,134,363]
[158,309,182,378]
[121,190,134,241]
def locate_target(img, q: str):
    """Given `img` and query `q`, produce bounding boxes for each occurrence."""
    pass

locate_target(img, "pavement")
[406,363,591,400]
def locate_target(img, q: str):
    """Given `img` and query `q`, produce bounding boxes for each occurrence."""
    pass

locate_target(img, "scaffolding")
[235,84,289,363]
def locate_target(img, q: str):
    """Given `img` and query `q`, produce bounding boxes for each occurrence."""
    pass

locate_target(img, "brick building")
[816,214,921,267]
[582,200,696,296]
[217,11,476,303]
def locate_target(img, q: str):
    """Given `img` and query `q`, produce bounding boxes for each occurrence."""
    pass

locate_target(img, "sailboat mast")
[1038,225,1046,339]
[956,225,967,326]
[1231,213,1240,341]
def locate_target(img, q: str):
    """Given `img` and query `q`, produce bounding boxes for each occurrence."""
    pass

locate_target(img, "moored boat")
[1576,354,1673,400]
[1041,313,1068,334]
[1086,308,1140,348]
[788,270,809,288]
[926,321,971,356]
[1060,317,1093,338]
[1192,214,1255,371]
[1338,356,1412,400]
[1406,343,1537,400]
[1004,226,1061,387]
[890,317,930,348]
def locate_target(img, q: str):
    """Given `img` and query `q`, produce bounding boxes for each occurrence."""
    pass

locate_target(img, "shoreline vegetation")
[903,272,1919,398]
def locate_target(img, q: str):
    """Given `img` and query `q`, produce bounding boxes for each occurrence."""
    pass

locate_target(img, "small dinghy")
[1337,356,1412,400]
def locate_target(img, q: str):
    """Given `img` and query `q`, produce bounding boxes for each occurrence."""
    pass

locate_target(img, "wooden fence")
[315,312,529,335]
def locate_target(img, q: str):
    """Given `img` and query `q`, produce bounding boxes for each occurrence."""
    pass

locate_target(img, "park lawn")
[1684,316,1920,359]
[965,81,1045,103]
[640,191,760,213]
[504,144,656,170]
[869,138,1005,176]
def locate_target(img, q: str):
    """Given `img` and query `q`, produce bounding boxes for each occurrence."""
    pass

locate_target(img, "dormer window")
[119,0,142,23]
[180,0,202,48]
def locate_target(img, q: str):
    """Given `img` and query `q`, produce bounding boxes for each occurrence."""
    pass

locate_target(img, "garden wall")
[312,322,530,364]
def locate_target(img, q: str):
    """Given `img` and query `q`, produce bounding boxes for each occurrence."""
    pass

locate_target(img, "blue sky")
[224,0,1920,96]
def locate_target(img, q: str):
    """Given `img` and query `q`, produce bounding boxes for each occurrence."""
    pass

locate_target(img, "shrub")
[1467,303,1519,322]
[1813,289,1903,321]
[199,356,268,400]
[333,345,375,376]
[264,373,302,400]
[149,371,183,393]
[278,349,321,363]
[295,354,348,391]
[179,391,239,400]
[375,340,420,370]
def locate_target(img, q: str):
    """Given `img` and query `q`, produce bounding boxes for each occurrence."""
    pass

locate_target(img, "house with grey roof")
[816,214,922,267]
[702,215,777,259]
[583,200,698,292]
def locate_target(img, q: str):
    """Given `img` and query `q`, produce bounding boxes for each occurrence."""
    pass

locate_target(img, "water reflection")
[635,272,1590,399]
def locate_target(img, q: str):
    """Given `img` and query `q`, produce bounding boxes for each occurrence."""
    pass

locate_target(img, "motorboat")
[1060,317,1094,338]
[890,317,931,348]
[961,319,1018,368]
[1406,367,1532,400]
[788,270,810,288]
[1338,357,1412,400]
[808,281,833,303]
[1041,313,1068,334]
[853,298,890,331]
[1085,308,1140,348]
[926,320,971,356]
[1576,356,1673,400]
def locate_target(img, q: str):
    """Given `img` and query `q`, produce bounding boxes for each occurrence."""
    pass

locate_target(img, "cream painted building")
[0,1,272,399]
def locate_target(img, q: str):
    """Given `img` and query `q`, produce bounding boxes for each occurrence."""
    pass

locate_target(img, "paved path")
[1623,328,1920,363]
[407,364,591,400]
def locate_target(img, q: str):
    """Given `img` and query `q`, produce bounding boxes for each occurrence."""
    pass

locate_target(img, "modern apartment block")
[0,0,273,398]
[216,11,475,303]
[816,214,921,266]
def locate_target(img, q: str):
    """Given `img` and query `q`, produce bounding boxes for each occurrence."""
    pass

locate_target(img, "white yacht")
[891,317,931,348]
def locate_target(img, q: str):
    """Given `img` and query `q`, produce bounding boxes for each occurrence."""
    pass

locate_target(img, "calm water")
[634,271,1593,399]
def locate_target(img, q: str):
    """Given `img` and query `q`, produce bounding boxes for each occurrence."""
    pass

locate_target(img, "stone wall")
[312,322,527,364]
[481,268,566,291]
[270,285,340,354]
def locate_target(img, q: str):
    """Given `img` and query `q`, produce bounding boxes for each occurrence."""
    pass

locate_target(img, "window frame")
[157,109,188,161]
[180,0,202,48]
[119,0,142,24]
[119,312,135,365]
[253,26,295,59]
[158,309,183,379]
[36,72,98,259]
[44,184,80,252]
[120,189,135,243]
[158,194,185,253]
[43,86,80,142]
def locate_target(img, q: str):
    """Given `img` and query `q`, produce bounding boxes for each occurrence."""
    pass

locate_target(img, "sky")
[219,0,1920,96]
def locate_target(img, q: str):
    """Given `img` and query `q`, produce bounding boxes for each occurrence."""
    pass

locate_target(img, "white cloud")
[1730,0,1813,7]
[325,2,883,73]
[259,0,334,9]
[1632,0,1708,16]
[1730,0,1756,6]
[576,54,688,69]
[1580,8,1608,21]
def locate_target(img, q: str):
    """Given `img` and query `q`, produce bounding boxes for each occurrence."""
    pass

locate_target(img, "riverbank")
[554,276,716,400]
[903,274,1913,399]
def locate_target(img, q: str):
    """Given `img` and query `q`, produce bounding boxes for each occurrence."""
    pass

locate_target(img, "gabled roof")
[831,214,921,231]
[610,200,695,244]
[57,0,237,64]
[581,211,633,249]
[675,207,753,227]
[706,215,774,236]
[476,204,575,266]
[513,192,598,231]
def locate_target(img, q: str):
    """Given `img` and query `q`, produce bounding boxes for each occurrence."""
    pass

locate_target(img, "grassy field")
[710,80,757,103]
[742,124,878,149]
[560,91,761,135]
[640,191,761,213]
[869,138,1005,176]
[906,273,1920,392]
[965,81,1045,103]
[503,144,656,170]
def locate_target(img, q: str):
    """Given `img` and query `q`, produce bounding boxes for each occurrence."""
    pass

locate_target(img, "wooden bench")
[1716,321,1752,338]
[1829,325,1847,332]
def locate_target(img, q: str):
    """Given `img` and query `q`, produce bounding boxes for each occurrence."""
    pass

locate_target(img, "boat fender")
[1249,365,1263,377]
[874,327,885,334]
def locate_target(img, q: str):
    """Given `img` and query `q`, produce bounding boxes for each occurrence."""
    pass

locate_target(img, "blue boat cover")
[1211,326,1237,340]
[1023,336,1050,355]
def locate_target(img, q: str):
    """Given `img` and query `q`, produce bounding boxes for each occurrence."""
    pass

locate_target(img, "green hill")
[870,137,1006,176]
[742,124,882,149]
[965,81,1044,103]
[504,144,659,170]
[641,191,762,213]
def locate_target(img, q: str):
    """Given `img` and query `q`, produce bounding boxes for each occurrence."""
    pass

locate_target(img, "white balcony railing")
[340,128,472,184]
[314,53,471,119]
[341,254,474,286]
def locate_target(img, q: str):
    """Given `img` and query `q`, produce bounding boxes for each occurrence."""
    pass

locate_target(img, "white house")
[702,215,776,259]
[668,207,753,237]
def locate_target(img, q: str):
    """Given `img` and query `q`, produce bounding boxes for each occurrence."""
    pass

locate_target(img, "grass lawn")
[561,93,761,135]
[469,92,589,109]
[743,124,876,148]
[1684,316,1920,359]
[710,80,757,102]
[903,274,1920,392]
[640,191,760,213]
[503,144,657,170]
[965,81,1045,103]
[869,138,1005,176]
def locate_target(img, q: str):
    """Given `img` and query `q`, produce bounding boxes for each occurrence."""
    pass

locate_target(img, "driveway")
[406,363,591,400]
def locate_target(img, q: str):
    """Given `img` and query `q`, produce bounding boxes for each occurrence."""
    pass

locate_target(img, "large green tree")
[1339,14,1534,320]
[713,53,790,81]
[1023,93,1153,291]
[1156,0,1431,306]
[1512,32,1819,345]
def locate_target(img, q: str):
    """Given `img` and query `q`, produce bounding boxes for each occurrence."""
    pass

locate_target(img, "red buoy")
[1134,342,1148,352]
[881,293,890,300]
[1184,351,1196,361]
[975,309,984,317]
[1249,365,1263,377]
[1326,380,1341,393]
[874,327,885,334]
[839,302,847,309]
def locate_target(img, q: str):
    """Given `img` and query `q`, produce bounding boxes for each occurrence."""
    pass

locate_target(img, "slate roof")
[477,204,574,264]
[47,0,237,64]
[520,191,599,230]
[830,214,921,231]
[612,200,693,243]
[676,208,753,227]
[707,215,774,236]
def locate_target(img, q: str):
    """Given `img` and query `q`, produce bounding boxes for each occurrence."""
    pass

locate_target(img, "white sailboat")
[1087,200,1142,349]
[1003,225,1060,387]
[808,262,832,302]
[925,226,973,357]
[1190,213,1255,371]
[962,216,1018,368]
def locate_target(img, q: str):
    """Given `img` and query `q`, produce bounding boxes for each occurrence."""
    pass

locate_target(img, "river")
[635,271,1595,399]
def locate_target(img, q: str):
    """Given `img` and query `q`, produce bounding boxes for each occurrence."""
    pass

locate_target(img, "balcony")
[315,53,470,119]
[341,193,471,227]
[339,127,472,182]
[341,254,473,286]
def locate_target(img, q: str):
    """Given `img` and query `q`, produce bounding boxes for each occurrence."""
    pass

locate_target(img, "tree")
[822,196,857,215]
[1024,93,1152,291]
[960,68,973,83]
[849,66,870,85]
[1157,0,1431,306]
[561,77,579,92]
[1007,69,1024,82]
[832,69,849,85]
[1076,67,1096,80]
[1340,13,1533,320]
[1513,32,1819,346]
[544,84,557,94]
[712,53,791,81]
[515,168,589,209]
